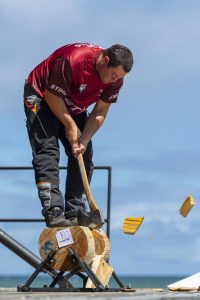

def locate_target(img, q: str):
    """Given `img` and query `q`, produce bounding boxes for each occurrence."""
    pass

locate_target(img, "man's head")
[96,44,133,84]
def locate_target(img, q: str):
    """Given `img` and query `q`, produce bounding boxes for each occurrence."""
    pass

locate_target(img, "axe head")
[77,209,104,229]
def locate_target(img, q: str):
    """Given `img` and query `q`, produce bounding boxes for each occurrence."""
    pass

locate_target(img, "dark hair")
[102,44,133,72]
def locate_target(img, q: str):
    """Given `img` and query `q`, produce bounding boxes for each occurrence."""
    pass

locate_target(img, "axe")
[77,153,104,229]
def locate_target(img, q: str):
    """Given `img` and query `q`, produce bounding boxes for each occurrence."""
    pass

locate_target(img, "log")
[86,256,113,288]
[86,230,112,288]
[38,226,95,271]
[92,229,110,260]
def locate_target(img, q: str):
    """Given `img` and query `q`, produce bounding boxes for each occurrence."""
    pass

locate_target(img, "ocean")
[0,275,186,289]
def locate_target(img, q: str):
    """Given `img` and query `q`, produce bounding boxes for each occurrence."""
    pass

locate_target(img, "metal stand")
[1,228,134,293]
[17,247,128,292]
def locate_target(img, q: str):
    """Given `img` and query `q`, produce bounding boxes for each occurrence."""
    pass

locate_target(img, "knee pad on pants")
[37,182,51,213]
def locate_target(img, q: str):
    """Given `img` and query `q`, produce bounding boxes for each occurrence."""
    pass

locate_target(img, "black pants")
[24,83,93,217]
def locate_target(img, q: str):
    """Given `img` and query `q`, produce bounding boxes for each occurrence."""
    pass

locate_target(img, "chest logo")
[79,84,87,93]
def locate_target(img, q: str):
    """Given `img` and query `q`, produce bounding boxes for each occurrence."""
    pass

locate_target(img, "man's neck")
[95,53,103,74]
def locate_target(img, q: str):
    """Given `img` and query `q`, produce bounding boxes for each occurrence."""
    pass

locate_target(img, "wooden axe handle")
[77,154,98,211]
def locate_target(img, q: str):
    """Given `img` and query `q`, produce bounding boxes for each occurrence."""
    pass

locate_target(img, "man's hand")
[65,126,88,158]
[71,137,88,158]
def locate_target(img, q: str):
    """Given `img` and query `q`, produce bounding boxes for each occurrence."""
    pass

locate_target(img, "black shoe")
[44,207,77,228]
[64,212,78,226]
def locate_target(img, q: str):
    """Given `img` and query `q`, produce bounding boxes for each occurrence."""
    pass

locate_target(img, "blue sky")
[1,0,200,276]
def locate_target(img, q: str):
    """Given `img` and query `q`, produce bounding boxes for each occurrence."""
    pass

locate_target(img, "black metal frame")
[16,247,128,292]
[0,165,112,239]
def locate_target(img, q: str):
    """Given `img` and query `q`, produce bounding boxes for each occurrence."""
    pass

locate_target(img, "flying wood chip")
[123,217,144,234]
[179,195,195,217]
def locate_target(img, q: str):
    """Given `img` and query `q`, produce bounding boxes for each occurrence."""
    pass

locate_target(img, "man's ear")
[102,55,109,65]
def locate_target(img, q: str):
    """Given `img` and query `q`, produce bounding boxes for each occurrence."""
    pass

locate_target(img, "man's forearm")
[81,99,111,145]
[44,89,80,145]
[81,113,105,144]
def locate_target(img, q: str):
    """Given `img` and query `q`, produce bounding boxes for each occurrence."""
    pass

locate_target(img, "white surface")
[168,272,200,289]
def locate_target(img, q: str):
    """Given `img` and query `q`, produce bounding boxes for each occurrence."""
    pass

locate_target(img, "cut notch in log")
[92,229,110,260]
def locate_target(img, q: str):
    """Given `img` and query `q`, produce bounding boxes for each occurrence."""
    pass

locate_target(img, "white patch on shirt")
[108,93,119,100]
[64,97,86,113]
[79,84,87,93]
[74,43,103,49]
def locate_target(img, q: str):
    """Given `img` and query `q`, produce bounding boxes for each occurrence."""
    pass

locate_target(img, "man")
[24,43,133,227]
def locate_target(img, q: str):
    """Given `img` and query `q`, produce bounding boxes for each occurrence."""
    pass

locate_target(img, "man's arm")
[44,89,81,146]
[73,99,111,157]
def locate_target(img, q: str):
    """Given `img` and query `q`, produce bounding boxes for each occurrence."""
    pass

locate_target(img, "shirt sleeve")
[46,57,72,98]
[100,79,123,103]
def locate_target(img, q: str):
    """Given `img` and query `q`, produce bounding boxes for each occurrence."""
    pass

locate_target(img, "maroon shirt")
[28,43,123,115]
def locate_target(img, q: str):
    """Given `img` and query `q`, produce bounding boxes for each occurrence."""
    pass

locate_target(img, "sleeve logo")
[50,84,68,96]
[108,93,119,100]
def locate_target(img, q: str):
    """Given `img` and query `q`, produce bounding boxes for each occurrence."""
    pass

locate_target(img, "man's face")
[98,57,127,84]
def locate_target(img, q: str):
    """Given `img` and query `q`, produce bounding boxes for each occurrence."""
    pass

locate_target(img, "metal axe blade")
[78,209,104,229]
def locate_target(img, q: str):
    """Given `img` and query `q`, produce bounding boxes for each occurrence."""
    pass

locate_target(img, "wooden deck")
[1,288,200,299]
